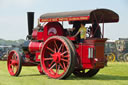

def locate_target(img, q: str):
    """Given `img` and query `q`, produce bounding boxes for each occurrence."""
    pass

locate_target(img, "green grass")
[0,61,128,85]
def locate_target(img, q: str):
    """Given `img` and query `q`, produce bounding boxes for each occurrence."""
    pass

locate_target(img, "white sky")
[0,0,128,40]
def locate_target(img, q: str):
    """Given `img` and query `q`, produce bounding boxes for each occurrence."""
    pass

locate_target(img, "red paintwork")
[67,36,76,41]
[32,29,43,40]
[42,22,64,41]
[32,29,38,40]
[76,38,107,69]
[29,42,43,52]
[37,31,43,40]
[23,21,107,70]
[35,52,40,62]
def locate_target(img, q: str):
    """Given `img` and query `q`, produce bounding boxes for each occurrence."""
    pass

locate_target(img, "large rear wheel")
[40,36,75,79]
[7,50,22,76]
[73,69,100,77]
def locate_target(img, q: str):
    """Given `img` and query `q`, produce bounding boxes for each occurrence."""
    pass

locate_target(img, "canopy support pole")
[102,17,104,38]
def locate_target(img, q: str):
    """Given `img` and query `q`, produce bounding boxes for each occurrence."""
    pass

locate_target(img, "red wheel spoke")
[58,44,63,52]
[61,58,69,62]
[13,54,17,60]
[63,62,66,70]
[49,69,56,75]
[59,63,64,70]
[15,56,19,61]
[49,63,56,70]
[49,60,54,67]
[56,65,60,74]
[11,60,15,64]
[56,63,58,74]
[10,56,18,74]
[12,55,15,60]
[54,47,57,53]
[61,44,64,52]
[9,64,12,68]
[14,58,19,64]
[44,58,53,61]
[10,59,13,63]
[60,62,67,72]
[11,60,18,65]
[61,51,68,56]
[14,55,17,60]
[48,52,53,57]
[15,61,18,65]
[47,47,55,53]
[56,63,57,72]
[62,55,69,58]
[54,40,58,50]
[12,66,15,73]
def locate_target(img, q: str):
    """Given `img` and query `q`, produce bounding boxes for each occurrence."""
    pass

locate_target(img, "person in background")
[73,22,87,43]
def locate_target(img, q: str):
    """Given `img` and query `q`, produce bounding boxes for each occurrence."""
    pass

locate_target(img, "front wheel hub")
[53,52,61,63]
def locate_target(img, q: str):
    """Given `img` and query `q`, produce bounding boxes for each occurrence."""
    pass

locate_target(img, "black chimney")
[27,12,34,35]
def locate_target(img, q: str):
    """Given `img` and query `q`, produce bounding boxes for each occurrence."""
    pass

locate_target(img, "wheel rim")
[126,54,128,61]
[124,53,128,62]
[118,54,124,62]
[37,64,44,74]
[41,37,71,79]
[107,53,116,62]
[7,51,20,76]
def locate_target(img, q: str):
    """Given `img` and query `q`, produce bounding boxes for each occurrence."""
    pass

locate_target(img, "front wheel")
[73,69,100,77]
[40,36,76,79]
[7,50,22,76]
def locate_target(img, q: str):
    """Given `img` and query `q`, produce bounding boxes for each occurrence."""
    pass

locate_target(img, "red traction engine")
[7,9,119,79]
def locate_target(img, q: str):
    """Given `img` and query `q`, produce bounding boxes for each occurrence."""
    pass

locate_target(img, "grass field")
[0,61,128,85]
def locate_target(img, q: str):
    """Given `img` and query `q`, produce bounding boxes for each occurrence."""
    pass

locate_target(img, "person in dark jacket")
[92,20,101,38]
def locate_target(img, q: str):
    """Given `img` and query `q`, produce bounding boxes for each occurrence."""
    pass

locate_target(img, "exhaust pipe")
[27,12,34,35]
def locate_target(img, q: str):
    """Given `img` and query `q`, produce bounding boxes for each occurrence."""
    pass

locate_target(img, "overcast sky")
[0,0,128,40]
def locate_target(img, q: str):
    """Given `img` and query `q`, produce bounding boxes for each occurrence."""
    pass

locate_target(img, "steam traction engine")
[7,9,119,79]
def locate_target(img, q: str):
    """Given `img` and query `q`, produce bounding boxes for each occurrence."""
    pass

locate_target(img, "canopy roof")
[40,9,119,23]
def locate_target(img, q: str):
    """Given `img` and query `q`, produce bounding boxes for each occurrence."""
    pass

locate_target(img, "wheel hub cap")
[53,52,61,63]
[11,60,17,65]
